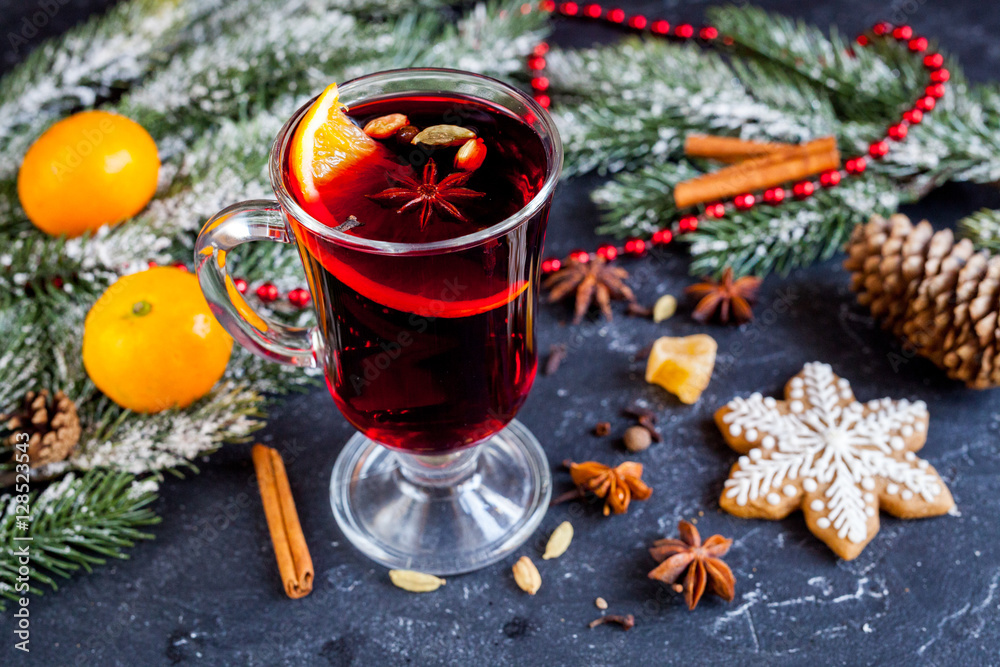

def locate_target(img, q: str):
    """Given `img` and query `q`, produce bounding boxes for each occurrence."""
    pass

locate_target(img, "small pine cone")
[845,214,1000,389]
[3,390,81,467]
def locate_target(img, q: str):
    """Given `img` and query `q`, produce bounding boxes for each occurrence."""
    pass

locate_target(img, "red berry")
[674,23,694,39]
[256,282,279,302]
[583,3,601,17]
[763,187,785,204]
[535,94,551,109]
[172,262,188,271]
[651,20,670,34]
[288,288,311,308]
[533,42,550,56]
[888,123,908,140]
[892,25,913,40]
[528,56,546,70]
[930,68,950,83]
[541,0,556,11]
[856,34,869,46]
[793,181,815,198]
[699,26,719,40]
[234,278,248,294]
[624,238,647,256]
[924,53,944,69]
[52,276,64,289]
[915,95,936,111]
[903,108,924,124]
[733,193,755,210]
[820,170,842,187]
[541,258,561,273]
[570,250,590,263]
[559,1,578,15]
[678,216,699,232]
[531,76,550,91]
[908,36,928,52]
[628,15,647,29]
[652,229,673,245]
[869,140,889,158]
[926,83,945,98]
[872,22,891,36]
[607,7,625,22]
[596,244,619,261]
[704,202,725,218]
[845,157,867,174]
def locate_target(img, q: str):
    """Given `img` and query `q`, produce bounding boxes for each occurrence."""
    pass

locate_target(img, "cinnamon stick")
[252,444,314,599]
[673,136,840,209]
[684,134,793,163]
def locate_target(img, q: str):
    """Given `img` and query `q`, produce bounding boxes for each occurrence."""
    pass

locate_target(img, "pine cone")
[845,214,1000,389]
[3,390,81,466]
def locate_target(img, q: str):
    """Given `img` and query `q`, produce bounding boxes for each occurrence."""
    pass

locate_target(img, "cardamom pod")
[412,124,476,147]
[388,569,446,592]
[512,556,541,595]
[652,294,677,323]
[542,521,574,560]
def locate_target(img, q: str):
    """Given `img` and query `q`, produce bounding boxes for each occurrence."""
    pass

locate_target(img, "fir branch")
[958,208,1000,253]
[0,471,159,610]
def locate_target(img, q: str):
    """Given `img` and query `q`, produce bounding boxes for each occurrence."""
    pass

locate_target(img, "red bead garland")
[256,282,279,302]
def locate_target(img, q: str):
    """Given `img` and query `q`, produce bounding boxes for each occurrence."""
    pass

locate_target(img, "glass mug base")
[330,420,551,575]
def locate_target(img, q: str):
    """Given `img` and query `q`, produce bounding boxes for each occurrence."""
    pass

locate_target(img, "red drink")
[284,94,550,453]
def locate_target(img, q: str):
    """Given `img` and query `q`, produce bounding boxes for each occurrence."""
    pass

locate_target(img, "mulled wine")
[285,94,550,453]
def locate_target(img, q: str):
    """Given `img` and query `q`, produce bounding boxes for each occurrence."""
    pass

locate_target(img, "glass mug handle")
[194,199,320,368]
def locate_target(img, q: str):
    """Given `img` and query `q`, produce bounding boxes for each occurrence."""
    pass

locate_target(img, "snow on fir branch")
[958,208,1000,253]
[0,470,159,610]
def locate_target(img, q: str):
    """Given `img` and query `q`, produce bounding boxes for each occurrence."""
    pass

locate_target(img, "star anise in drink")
[648,520,736,610]
[366,159,484,229]
[543,255,636,324]
[685,267,761,324]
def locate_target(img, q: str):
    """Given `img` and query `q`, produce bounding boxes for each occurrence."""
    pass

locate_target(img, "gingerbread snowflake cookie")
[715,362,954,560]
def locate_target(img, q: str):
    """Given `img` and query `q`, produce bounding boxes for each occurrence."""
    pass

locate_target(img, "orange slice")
[645,334,717,404]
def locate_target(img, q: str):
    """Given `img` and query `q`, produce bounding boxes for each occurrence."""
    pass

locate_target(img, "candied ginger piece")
[644,334,717,404]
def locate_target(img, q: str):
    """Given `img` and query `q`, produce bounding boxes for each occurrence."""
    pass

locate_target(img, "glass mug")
[195,69,562,574]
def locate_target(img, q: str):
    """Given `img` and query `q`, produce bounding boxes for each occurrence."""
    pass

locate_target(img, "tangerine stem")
[132,300,152,316]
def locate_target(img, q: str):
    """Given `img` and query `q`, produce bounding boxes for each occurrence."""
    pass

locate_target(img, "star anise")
[563,460,652,516]
[648,520,735,610]
[366,159,484,229]
[685,267,761,324]
[543,255,636,324]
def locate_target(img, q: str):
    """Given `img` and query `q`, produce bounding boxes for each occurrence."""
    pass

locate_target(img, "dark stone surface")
[3,1,1000,665]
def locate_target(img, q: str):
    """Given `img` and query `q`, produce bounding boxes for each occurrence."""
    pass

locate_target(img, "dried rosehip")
[454,138,487,171]
[363,113,409,139]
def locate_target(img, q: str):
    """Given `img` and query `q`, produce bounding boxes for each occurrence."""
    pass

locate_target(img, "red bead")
[624,238,647,256]
[722,36,734,46]
[559,1,578,14]
[570,250,590,263]
[256,283,279,302]
[869,140,889,158]
[704,202,725,218]
[674,23,694,39]
[908,36,928,52]
[541,258,561,273]
[583,3,601,18]
[528,56,546,70]
[845,157,867,174]
[915,95,936,111]
[929,68,950,83]
[172,262,188,271]
[531,76,550,90]
[541,0,556,11]
[533,42,550,56]
[924,53,944,69]
[903,108,924,124]
[892,25,913,40]
[650,20,670,34]
[147,261,158,268]
[607,8,625,22]
[699,26,719,40]
[52,276,64,289]
[652,229,673,245]
[925,83,945,98]
[234,278,248,294]
[628,15,647,30]
[819,170,842,187]
[856,34,869,46]
[887,123,908,140]
[872,22,891,36]
[288,288,311,308]
[678,216,699,232]
[733,193,755,210]
[793,181,815,198]
[596,244,619,261]
[763,187,785,204]
[535,94,551,109]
